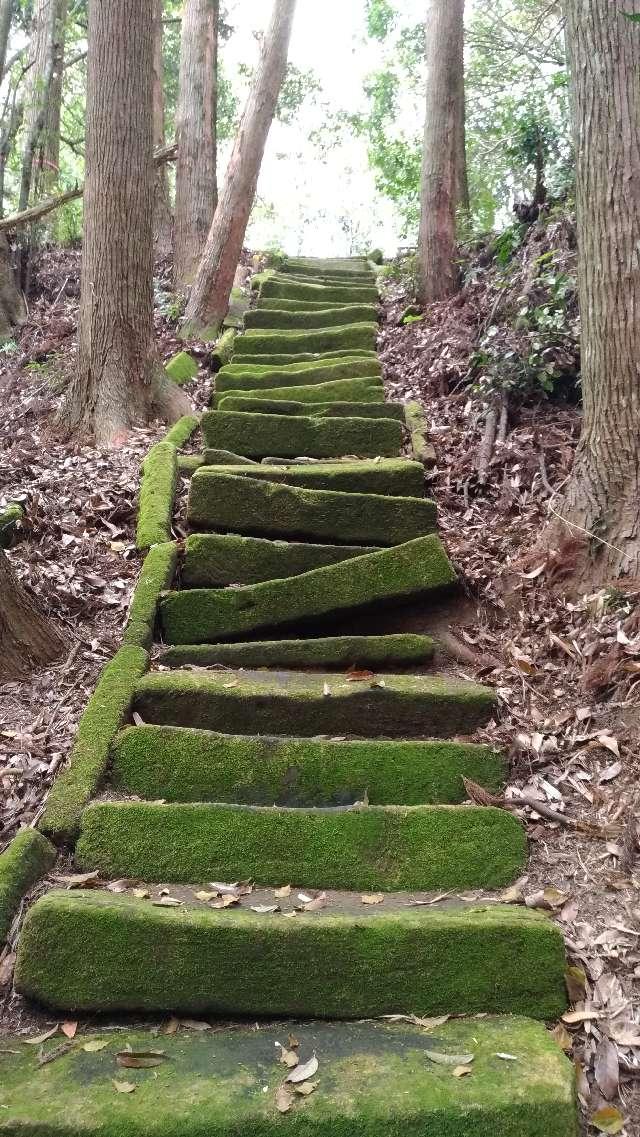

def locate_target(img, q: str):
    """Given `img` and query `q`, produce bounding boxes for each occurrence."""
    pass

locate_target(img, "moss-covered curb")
[164,536,454,643]
[215,358,382,395]
[259,296,375,311]
[201,410,402,461]
[260,275,378,304]
[214,376,385,407]
[112,724,502,806]
[210,327,236,369]
[234,349,378,365]
[165,351,198,385]
[177,453,205,473]
[122,542,177,649]
[75,800,526,891]
[136,441,177,549]
[0,1018,577,1137]
[164,413,201,447]
[0,502,24,548]
[133,667,495,739]
[196,460,422,497]
[0,830,55,943]
[245,304,378,330]
[39,646,149,843]
[218,395,405,420]
[234,323,377,358]
[182,532,376,587]
[159,633,435,672]
[405,401,436,466]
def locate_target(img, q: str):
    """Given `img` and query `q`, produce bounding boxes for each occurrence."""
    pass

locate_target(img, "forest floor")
[1,235,639,1134]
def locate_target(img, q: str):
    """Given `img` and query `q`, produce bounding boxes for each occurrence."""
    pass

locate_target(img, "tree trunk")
[456,69,470,215]
[0,0,14,80]
[0,551,67,681]
[37,0,68,199]
[173,0,218,289]
[418,0,465,304]
[19,0,57,214]
[545,0,640,582]
[183,0,296,338]
[152,0,173,260]
[61,0,189,448]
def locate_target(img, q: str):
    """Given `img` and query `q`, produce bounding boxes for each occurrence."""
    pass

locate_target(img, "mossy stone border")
[0,830,55,943]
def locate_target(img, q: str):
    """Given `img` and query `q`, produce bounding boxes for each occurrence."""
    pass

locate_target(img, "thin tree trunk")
[36,0,68,199]
[457,70,470,215]
[19,0,56,213]
[0,0,14,80]
[152,0,173,260]
[173,0,218,289]
[418,0,465,304]
[547,0,640,581]
[183,0,296,338]
[0,551,67,681]
[61,0,189,448]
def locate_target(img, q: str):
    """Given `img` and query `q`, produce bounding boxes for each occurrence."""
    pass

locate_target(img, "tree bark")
[152,0,173,260]
[36,0,68,199]
[19,0,57,214]
[546,0,640,582]
[173,0,218,289]
[418,0,465,304]
[456,69,470,215]
[183,0,296,338]
[0,0,14,80]
[0,551,67,681]
[61,0,189,448]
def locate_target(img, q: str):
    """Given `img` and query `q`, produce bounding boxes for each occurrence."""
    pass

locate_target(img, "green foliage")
[366,0,397,40]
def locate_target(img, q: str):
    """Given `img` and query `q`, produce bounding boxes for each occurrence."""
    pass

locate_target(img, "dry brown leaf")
[361,893,385,905]
[61,1021,78,1039]
[116,1050,165,1069]
[594,1037,619,1101]
[294,1081,318,1096]
[24,1026,59,1045]
[274,885,292,898]
[113,1081,137,1095]
[452,1065,473,1077]
[551,1023,573,1052]
[590,1106,625,1134]
[276,1043,299,1069]
[51,871,100,889]
[286,1055,319,1083]
[276,1084,294,1114]
[83,1039,110,1052]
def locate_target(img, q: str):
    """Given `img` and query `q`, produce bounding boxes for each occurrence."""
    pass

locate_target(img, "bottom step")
[0,1019,577,1137]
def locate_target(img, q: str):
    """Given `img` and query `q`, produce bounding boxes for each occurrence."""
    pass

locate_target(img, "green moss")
[261,276,378,304]
[213,377,385,407]
[182,532,376,587]
[405,401,436,466]
[187,470,436,544]
[234,349,378,364]
[133,666,494,739]
[160,633,435,673]
[217,396,405,420]
[201,411,402,460]
[259,297,375,311]
[177,454,205,473]
[39,646,149,843]
[201,448,257,465]
[122,542,177,649]
[164,414,201,447]
[369,248,384,264]
[195,461,424,496]
[165,351,198,385]
[0,830,55,943]
[0,502,24,548]
[234,323,377,358]
[112,723,503,806]
[216,358,381,395]
[210,328,236,369]
[245,305,378,330]
[136,442,177,550]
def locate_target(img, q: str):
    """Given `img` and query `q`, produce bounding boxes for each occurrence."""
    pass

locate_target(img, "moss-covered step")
[133,667,494,739]
[216,358,381,395]
[233,323,377,358]
[112,723,502,806]
[260,276,378,304]
[245,304,378,329]
[196,460,423,497]
[218,395,405,420]
[165,350,198,385]
[164,536,454,642]
[160,633,435,672]
[258,296,377,312]
[0,830,55,943]
[201,410,403,460]
[188,471,436,544]
[235,349,379,365]
[0,1018,577,1137]
[74,799,525,891]
[181,532,376,587]
[213,376,385,407]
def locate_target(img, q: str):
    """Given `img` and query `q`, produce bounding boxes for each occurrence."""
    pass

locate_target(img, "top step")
[261,276,378,305]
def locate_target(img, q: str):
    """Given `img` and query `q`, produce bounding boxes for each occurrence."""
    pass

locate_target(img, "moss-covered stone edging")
[132,668,495,739]
[112,724,502,806]
[188,471,437,545]
[135,441,177,550]
[405,401,436,467]
[218,395,405,420]
[233,323,378,358]
[0,502,24,548]
[196,460,423,497]
[39,646,149,843]
[0,1018,577,1136]
[0,830,55,943]
[245,304,378,330]
[164,413,201,447]
[75,799,526,890]
[201,410,403,461]
[214,376,385,407]
[165,351,198,386]
[181,532,377,587]
[122,542,177,649]
[163,535,454,643]
[159,633,435,671]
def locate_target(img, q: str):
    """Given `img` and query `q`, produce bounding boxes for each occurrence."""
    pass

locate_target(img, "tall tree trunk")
[0,552,67,681]
[418,0,465,304]
[61,0,189,448]
[19,0,56,214]
[456,70,470,215]
[173,0,218,289]
[36,0,67,199]
[152,0,173,260]
[183,0,296,339]
[545,0,640,582]
[0,0,14,80]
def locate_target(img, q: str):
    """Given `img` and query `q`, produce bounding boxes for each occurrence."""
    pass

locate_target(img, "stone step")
[215,358,382,395]
[165,535,454,642]
[187,471,437,544]
[218,395,406,420]
[273,271,376,287]
[15,889,564,1019]
[260,275,378,304]
[133,667,495,739]
[159,632,436,671]
[213,376,385,407]
[258,296,378,311]
[73,800,526,890]
[195,460,424,497]
[200,410,403,460]
[0,1017,577,1136]
[112,723,502,806]
[233,323,378,358]
[181,532,377,587]
[231,351,378,366]
[245,304,378,329]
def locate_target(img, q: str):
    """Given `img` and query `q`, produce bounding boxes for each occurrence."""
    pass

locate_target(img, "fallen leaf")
[61,1022,78,1039]
[551,1024,573,1052]
[113,1081,137,1095]
[24,1026,59,1045]
[275,1042,299,1069]
[495,1052,519,1061]
[597,734,620,758]
[179,1020,211,1031]
[0,951,15,987]
[302,893,327,912]
[452,1065,473,1077]
[594,1037,619,1101]
[323,682,331,697]
[424,1047,474,1067]
[274,885,291,899]
[152,897,182,908]
[361,893,384,905]
[132,888,150,900]
[286,1055,319,1083]
[590,1106,625,1134]
[194,891,219,902]
[210,895,240,909]
[345,670,375,682]
[251,904,280,914]
[106,879,129,894]
[562,1009,602,1024]
[565,966,587,1003]
[599,761,622,784]
[83,1039,110,1052]
[276,1084,294,1114]
[294,1081,318,1096]
[50,871,100,889]
[116,1050,166,1069]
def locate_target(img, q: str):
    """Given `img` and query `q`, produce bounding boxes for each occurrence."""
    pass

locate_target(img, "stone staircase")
[3,256,577,1136]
